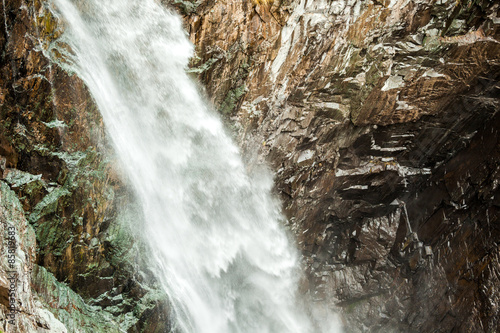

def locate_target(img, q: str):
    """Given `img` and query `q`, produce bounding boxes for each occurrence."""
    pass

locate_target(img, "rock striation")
[0,0,499,332]
[177,0,500,331]
[0,0,168,331]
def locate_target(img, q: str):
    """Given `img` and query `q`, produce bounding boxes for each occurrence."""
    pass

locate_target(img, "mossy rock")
[220,84,248,115]
[32,265,124,333]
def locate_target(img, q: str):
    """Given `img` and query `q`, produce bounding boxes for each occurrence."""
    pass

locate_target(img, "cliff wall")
[0,0,498,332]
[176,0,500,331]
[0,1,167,331]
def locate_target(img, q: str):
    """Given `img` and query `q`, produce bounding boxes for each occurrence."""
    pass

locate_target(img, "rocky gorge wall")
[174,0,500,332]
[0,0,168,331]
[0,0,498,332]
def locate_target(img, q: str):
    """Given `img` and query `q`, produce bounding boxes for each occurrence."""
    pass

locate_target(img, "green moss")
[35,217,71,254]
[28,147,115,262]
[42,119,67,129]
[0,180,38,254]
[423,35,442,52]
[220,84,248,115]
[169,0,200,14]
[29,186,71,224]
[31,1,64,55]
[32,265,124,333]
[4,169,43,188]
[1,118,11,130]
[187,56,220,74]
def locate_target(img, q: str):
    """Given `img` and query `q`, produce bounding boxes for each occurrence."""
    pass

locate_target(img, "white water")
[49,0,340,332]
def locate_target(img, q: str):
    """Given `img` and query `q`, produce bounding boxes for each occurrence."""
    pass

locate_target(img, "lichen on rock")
[180,0,500,331]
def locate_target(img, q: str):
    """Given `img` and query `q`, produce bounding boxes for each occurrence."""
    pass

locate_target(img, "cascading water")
[49,0,341,332]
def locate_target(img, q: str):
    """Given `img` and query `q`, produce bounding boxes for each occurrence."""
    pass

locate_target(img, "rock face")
[0,180,124,332]
[176,0,500,331]
[1,0,499,332]
[0,181,66,332]
[0,0,168,332]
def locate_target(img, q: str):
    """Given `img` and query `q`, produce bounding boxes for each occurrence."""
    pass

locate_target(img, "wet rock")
[1,0,499,331]
[179,0,500,331]
[1,0,169,331]
[0,181,67,332]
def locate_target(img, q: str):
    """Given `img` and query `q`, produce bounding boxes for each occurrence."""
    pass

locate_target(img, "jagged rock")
[1,0,168,331]
[179,0,500,331]
[1,0,499,331]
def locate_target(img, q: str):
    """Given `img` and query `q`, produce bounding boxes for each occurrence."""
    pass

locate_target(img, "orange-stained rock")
[177,0,500,331]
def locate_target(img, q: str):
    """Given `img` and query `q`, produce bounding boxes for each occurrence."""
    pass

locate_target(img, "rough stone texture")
[177,0,500,331]
[1,0,499,332]
[0,181,67,332]
[0,0,168,331]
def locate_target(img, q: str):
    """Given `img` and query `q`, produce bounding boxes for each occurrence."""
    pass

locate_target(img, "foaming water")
[49,0,341,332]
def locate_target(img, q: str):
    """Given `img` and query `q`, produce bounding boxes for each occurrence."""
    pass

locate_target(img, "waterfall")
[49,0,340,332]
